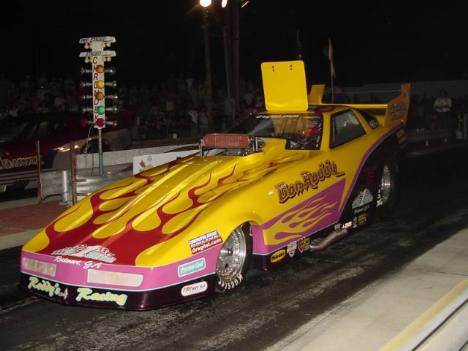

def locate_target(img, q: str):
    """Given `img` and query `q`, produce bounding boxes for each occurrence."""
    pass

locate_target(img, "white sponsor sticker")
[352,188,374,209]
[189,231,223,254]
[287,241,297,258]
[181,281,208,297]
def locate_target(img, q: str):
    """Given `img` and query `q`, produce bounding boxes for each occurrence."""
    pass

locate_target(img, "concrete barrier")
[40,143,199,203]
[76,143,198,169]
[379,279,468,351]
[132,149,198,174]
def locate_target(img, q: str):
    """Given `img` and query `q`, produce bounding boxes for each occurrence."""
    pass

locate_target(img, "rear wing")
[308,83,411,127]
[384,83,411,126]
[261,61,309,112]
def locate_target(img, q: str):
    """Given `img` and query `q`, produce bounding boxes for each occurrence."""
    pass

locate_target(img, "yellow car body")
[20,61,410,309]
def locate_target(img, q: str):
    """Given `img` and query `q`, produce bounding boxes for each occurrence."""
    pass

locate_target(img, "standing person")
[433,89,453,129]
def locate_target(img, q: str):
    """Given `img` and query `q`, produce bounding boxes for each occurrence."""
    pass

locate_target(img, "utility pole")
[223,5,233,127]
[202,9,213,130]
[232,0,240,122]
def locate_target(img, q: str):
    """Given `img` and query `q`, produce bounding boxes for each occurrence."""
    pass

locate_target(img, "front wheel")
[216,224,252,291]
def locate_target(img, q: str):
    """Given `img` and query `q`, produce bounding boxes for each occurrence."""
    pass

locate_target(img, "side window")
[330,110,366,148]
[360,110,379,129]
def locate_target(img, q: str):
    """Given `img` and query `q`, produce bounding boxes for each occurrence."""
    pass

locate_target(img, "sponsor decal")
[287,241,297,258]
[298,237,311,253]
[54,256,103,270]
[342,221,353,229]
[52,245,116,263]
[376,190,384,207]
[276,160,345,203]
[388,102,407,119]
[0,156,38,170]
[352,189,374,209]
[181,281,208,297]
[357,213,367,226]
[353,204,370,215]
[189,231,223,255]
[22,257,56,277]
[270,249,286,263]
[28,276,68,299]
[75,287,128,306]
[177,258,206,278]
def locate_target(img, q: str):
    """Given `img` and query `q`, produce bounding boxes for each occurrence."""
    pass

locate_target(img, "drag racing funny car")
[20,61,410,309]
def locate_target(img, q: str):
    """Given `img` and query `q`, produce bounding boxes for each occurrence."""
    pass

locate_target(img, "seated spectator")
[433,89,453,129]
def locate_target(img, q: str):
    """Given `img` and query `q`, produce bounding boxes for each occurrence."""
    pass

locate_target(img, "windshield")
[230,114,323,150]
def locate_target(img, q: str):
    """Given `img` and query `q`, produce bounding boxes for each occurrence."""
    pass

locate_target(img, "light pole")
[200,0,242,129]
[221,0,241,125]
[200,0,213,130]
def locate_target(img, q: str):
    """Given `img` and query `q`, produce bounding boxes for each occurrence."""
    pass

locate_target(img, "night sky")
[1,0,467,87]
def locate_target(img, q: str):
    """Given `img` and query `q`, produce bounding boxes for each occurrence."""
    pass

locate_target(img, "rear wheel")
[378,160,398,211]
[216,224,251,291]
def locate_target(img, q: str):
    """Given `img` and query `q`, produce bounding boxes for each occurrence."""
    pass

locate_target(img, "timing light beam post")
[79,36,117,176]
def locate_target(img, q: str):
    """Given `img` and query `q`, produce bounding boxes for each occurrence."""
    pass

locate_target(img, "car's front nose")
[20,249,218,310]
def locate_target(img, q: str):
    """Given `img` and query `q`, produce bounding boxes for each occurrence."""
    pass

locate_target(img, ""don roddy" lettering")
[276,160,344,203]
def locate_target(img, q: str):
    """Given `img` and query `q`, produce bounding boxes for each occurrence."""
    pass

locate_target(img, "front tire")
[216,224,251,291]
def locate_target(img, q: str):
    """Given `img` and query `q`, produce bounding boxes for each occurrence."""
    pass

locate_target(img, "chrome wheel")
[216,226,248,289]
[379,164,393,205]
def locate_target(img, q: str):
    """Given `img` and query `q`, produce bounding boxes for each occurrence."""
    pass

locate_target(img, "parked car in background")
[0,111,134,191]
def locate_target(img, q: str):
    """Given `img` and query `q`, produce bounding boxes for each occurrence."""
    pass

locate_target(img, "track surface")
[1,150,468,350]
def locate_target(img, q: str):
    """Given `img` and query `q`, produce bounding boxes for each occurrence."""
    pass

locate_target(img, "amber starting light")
[95,80,105,89]
[95,91,105,100]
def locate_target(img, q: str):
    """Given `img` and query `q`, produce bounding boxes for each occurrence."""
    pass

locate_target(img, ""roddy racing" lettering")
[75,287,128,306]
[28,276,68,299]
[276,160,345,203]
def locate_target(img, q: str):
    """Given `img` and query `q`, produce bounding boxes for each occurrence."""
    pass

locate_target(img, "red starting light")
[95,117,106,128]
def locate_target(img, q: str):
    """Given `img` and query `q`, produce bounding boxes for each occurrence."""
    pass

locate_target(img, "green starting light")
[96,106,105,114]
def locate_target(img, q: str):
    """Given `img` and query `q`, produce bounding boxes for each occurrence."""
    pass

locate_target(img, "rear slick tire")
[378,160,398,212]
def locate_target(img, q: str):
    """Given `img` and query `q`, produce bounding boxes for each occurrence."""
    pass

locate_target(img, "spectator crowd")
[330,87,468,133]
[1,72,468,142]
[0,73,264,141]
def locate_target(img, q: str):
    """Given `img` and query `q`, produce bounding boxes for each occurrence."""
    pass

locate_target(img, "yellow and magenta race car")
[20,61,410,309]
